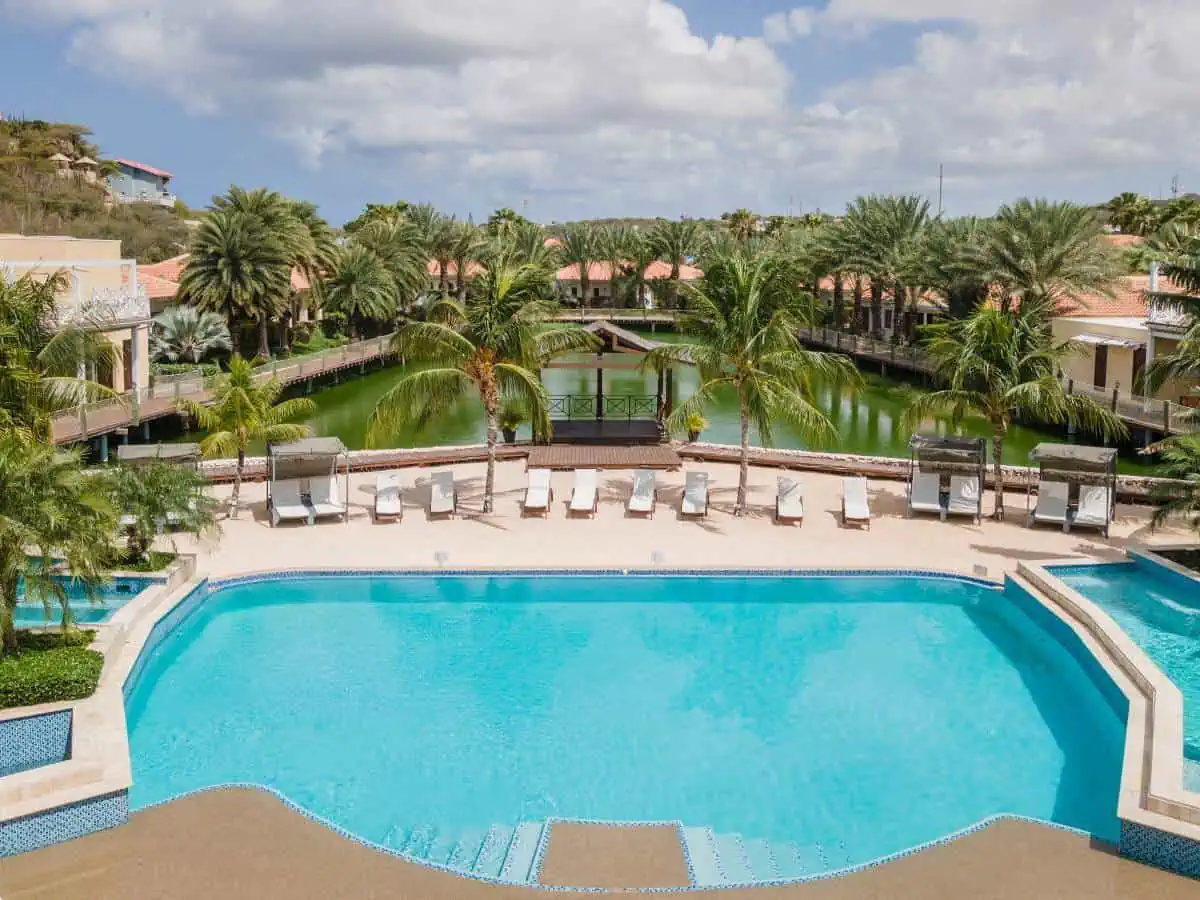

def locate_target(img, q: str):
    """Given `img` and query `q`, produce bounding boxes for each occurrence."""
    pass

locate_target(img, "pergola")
[115,443,202,469]
[266,437,350,507]
[1026,443,1118,533]
[907,434,987,522]
[539,320,685,444]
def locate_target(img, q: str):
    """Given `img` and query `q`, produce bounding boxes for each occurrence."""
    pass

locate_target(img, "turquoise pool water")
[1053,560,1200,765]
[14,576,153,628]
[124,574,1124,882]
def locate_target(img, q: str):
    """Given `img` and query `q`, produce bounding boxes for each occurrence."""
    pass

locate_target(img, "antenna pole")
[937,164,944,217]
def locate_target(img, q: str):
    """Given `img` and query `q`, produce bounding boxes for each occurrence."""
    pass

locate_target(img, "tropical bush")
[0,630,103,709]
[102,461,220,565]
[150,306,232,364]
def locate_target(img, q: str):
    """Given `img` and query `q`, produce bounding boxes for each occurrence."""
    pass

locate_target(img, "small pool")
[14,575,154,628]
[124,573,1125,884]
[1052,559,1200,772]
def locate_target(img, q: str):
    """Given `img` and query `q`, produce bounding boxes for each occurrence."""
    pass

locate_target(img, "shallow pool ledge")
[1018,557,1200,877]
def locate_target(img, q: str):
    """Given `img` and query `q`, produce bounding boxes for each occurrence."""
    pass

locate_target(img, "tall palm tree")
[916,216,993,320]
[0,433,115,653]
[906,299,1126,519]
[649,218,702,307]
[179,209,291,359]
[988,199,1121,314]
[408,205,454,294]
[150,306,232,363]
[368,248,598,513]
[722,209,760,242]
[0,271,117,441]
[322,245,397,338]
[182,355,315,514]
[1144,436,1200,532]
[559,224,600,307]
[1105,192,1156,237]
[510,220,560,270]
[1145,243,1200,392]
[353,213,429,317]
[1128,220,1199,273]
[450,219,488,300]
[644,244,859,516]
[616,230,660,309]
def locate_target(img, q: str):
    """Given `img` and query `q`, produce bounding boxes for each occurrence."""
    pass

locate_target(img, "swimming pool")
[14,575,154,628]
[124,573,1125,884]
[1052,560,1200,779]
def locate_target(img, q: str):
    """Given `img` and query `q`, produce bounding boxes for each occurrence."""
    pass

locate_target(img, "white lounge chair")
[523,468,553,517]
[906,470,944,520]
[569,469,599,518]
[842,476,871,529]
[429,470,457,518]
[374,473,403,521]
[776,476,804,524]
[1072,485,1112,536]
[680,471,709,518]
[628,469,657,518]
[947,475,981,522]
[270,479,313,527]
[1031,480,1070,531]
[309,475,347,522]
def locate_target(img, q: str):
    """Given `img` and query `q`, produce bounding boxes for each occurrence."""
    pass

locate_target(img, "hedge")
[0,630,103,709]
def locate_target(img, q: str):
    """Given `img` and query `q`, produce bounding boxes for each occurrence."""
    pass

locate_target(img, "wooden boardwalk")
[51,335,397,445]
[526,444,682,470]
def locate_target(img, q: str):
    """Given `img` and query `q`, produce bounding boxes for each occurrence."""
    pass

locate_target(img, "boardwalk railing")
[51,334,397,444]
[547,395,659,421]
[799,325,1200,436]
[552,307,680,325]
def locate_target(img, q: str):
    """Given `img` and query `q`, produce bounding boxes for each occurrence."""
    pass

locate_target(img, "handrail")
[51,333,397,444]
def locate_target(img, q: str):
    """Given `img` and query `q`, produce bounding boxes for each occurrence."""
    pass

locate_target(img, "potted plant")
[498,397,528,444]
[684,411,709,443]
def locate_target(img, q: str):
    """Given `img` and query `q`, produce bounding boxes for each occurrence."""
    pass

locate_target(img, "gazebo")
[907,434,987,522]
[1026,443,1118,536]
[266,438,350,522]
[115,443,202,469]
[540,321,683,445]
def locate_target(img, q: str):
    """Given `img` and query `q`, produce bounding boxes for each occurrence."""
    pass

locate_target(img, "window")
[594,287,601,299]
[883,310,893,329]
[571,286,578,297]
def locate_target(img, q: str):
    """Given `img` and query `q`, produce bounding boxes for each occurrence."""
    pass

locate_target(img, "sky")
[0,0,1196,228]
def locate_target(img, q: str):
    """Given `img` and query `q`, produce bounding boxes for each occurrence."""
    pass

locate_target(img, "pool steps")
[386,820,844,886]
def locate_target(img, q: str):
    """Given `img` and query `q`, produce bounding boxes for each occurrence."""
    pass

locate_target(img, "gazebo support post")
[595,353,604,423]
[665,367,675,419]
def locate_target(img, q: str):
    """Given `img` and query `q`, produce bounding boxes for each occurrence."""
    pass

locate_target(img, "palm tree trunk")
[232,449,245,517]
[670,264,680,310]
[1,569,18,655]
[736,388,750,517]
[870,281,883,338]
[438,263,448,295]
[483,385,499,514]
[581,270,591,309]
[852,278,864,334]
[832,276,845,330]
[992,423,1006,519]
[257,317,270,360]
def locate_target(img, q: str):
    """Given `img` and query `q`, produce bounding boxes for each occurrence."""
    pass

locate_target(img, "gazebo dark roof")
[267,438,347,459]
[909,434,987,465]
[582,320,666,354]
[1029,443,1118,473]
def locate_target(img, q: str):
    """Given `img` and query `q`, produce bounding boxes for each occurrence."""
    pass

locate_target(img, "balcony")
[112,191,177,208]
[1147,294,1193,332]
[58,285,151,329]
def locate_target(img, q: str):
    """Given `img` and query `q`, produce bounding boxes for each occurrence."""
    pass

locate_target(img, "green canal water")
[227,331,1154,474]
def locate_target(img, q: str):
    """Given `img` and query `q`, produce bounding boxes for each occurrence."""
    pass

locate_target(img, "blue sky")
[1,1,1195,227]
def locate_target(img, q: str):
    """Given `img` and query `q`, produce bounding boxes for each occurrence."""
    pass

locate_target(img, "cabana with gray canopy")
[1026,443,1117,538]
[267,438,350,527]
[116,443,202,469]
[906,435,986,523]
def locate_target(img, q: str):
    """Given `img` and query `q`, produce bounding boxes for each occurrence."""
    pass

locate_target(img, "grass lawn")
[0,630,103,710]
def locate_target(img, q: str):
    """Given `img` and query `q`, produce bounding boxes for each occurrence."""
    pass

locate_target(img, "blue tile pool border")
[0,710,72,778]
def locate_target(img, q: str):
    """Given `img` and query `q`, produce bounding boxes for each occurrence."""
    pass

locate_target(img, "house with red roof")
[108,159,177,208]
[556,260,703,308]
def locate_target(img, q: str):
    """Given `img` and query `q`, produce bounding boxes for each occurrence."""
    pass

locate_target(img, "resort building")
[555,260,703,308]
[107,158,177,207]
[139,253,318,321]
[0,234,151,392]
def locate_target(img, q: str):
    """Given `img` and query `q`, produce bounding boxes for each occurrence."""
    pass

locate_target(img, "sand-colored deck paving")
[177,460,1190,577]
[2,789,1198,899]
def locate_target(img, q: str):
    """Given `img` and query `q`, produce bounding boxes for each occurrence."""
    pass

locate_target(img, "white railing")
[1148,296,1191,331]
[114,192,176,207]
[58,285,151,327]
[1062,379,1200,434]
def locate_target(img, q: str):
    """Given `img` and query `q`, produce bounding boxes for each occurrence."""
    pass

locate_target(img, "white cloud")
[6,0,1200,217]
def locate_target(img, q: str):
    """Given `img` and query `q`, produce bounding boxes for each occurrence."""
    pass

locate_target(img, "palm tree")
[0,433,115,653]
[722,209,760,242]
[179,209,291,359]
[103,461,219,564]
[1105,192,1156,236]
[408,205,454,294]
[150,306,232,363]
[649,218,702,307]
[353,213,429,317]
[560,224,600,307]
[1144,436,1200,532]
[988,199,1121,314]
[368,248,598,513]
[906,299,1126,519]
[643,244,859,516]
[182,355,315,514]
[916,217,993,320]
[322,245,397,338]
[0,271,117,441]
[450,219,488,300]
[1145,244,1200,392]
[1128,220,1199,273]
[617,230,660,309]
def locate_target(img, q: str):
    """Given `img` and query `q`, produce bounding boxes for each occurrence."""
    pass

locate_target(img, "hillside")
[0,117,189,263]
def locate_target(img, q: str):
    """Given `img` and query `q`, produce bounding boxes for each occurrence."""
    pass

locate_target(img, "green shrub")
[0,631,103,709]
[118,551,177,573]
[153,361,221,378]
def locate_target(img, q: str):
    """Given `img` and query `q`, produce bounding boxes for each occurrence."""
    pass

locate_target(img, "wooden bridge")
[51,335,398,445]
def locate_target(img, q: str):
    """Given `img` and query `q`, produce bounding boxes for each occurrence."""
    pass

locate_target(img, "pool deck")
[178,459,1189,579]
[2,788,1197,900]
[5,459,1200,898]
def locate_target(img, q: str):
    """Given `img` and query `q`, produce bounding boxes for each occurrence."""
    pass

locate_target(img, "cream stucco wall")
[1052,318,1147,394]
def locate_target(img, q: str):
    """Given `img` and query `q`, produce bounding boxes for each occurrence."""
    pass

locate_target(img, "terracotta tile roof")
[138,271,181,300]
[425,259,487,279]
[1058,274,1197,318]
[556,261,702,282]
[115,158,174,180]
[291,268,311,291]
[140,253,188,283]
[137,253,312,298]
[1103,233,1146,248]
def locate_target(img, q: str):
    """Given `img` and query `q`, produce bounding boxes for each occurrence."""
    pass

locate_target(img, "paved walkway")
[1,789,1195,899]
